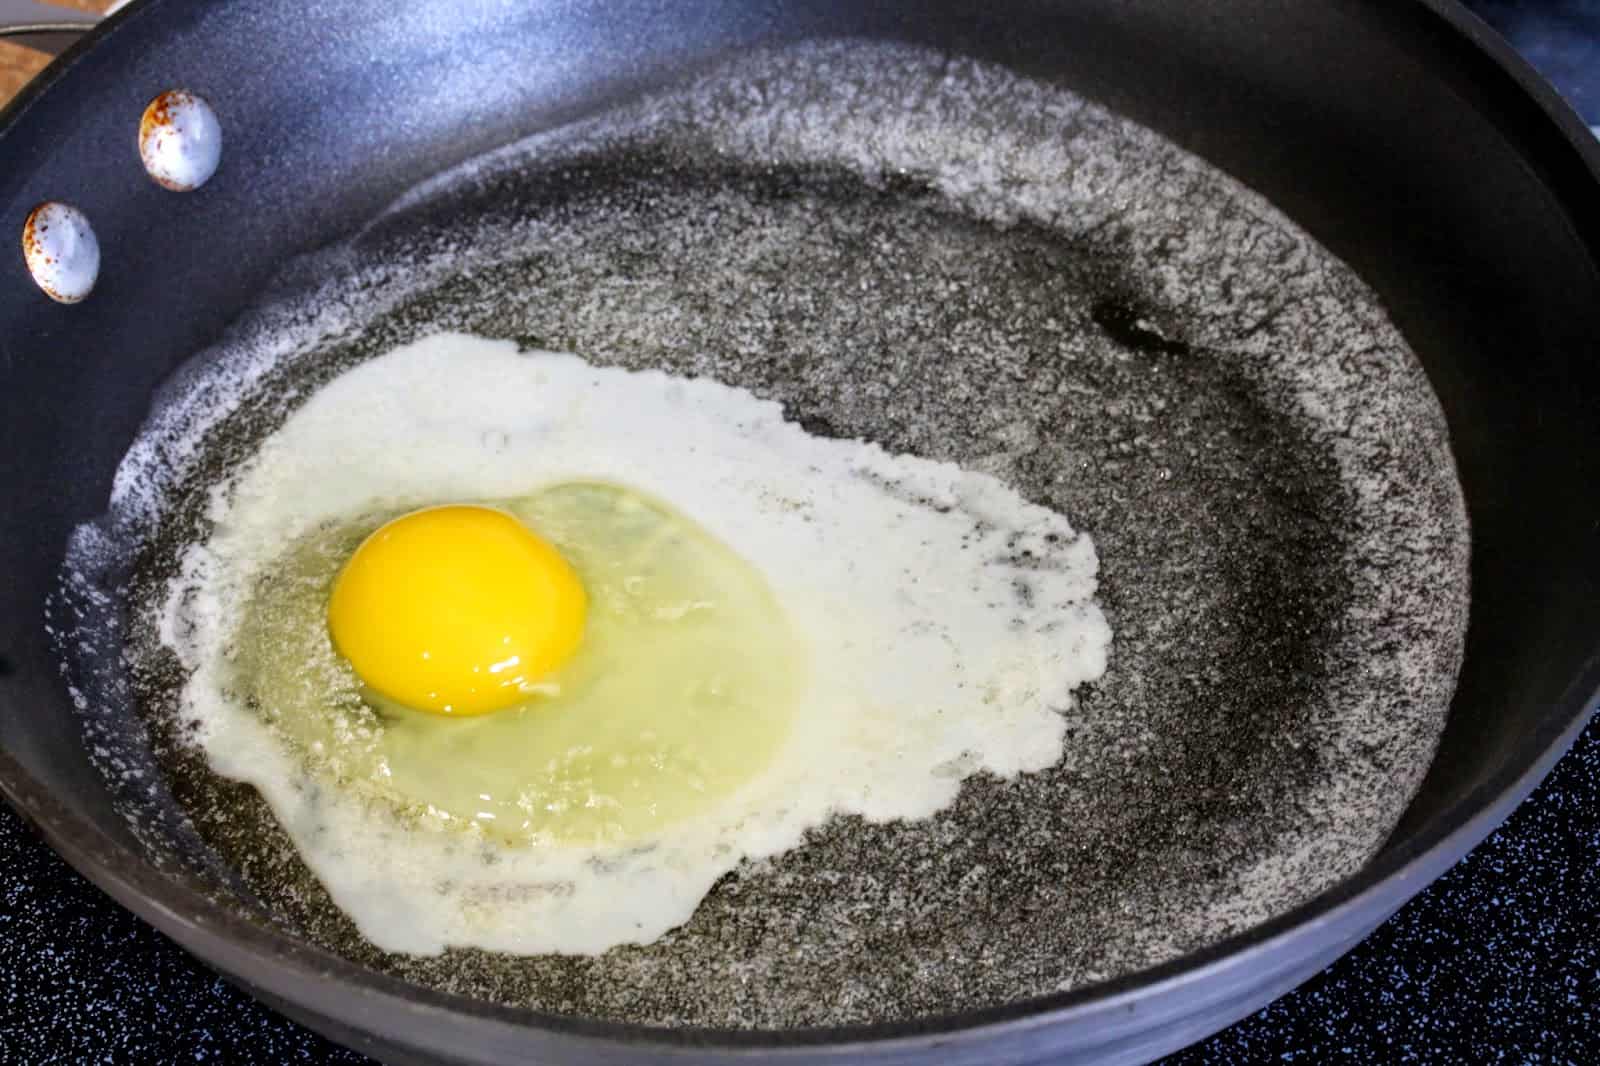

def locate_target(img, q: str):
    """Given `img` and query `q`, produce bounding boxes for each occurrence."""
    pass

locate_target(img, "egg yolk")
[327,505,587,715]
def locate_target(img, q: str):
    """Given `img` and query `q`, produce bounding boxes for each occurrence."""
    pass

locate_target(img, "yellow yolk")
[327,505,587,715]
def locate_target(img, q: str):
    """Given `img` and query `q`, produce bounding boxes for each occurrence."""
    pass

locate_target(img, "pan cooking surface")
[56,43,1468,1026]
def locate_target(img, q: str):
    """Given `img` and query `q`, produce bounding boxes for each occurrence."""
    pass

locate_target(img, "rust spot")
[140,91,200,191]
[141,90,180,137]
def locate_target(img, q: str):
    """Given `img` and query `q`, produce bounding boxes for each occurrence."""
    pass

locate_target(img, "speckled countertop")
[1,2,1597,1063]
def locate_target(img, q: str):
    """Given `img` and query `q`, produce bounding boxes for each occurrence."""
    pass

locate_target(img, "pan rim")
[2,0,1598,1057]
[4,666,1594,1057]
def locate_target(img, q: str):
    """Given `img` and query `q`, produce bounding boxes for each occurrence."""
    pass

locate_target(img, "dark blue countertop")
[1,3,1597,1063]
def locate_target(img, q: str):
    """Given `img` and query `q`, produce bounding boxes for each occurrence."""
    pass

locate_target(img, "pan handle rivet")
[21,202,99,304]
[139,90,222,192]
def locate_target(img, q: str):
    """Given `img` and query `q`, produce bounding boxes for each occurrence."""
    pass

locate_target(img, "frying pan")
[1,1,1597,1063]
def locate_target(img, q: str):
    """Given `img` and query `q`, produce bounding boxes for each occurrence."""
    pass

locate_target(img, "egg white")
[163,332,1111,956]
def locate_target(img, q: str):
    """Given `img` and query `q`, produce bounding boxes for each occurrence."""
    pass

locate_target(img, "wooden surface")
[0,0,111,106]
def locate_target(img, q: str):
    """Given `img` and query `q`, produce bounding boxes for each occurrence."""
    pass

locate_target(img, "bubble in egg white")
[164,332,1111,956]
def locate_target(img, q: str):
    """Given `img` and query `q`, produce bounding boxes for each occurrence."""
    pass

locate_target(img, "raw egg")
[234,481,801,846]
[327,504,587,716]
[166,332,1110,956]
